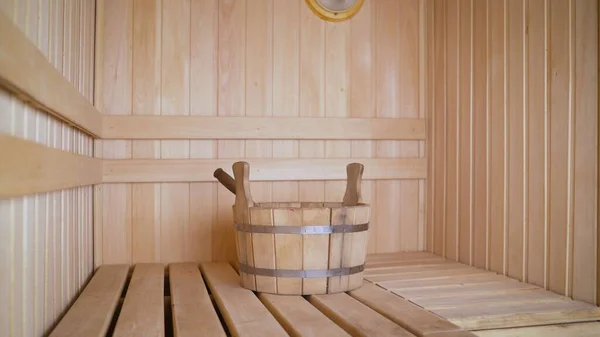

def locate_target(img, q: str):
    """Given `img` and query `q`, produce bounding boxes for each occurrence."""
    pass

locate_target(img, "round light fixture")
[305,0,364,22]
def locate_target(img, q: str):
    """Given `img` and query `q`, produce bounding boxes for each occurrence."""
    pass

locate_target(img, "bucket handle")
[343,163,364,206]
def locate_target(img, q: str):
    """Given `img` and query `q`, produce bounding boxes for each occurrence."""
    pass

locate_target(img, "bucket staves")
[215,161,370,295]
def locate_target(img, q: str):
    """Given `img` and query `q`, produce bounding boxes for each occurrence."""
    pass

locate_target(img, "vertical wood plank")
[349,0,375,253]
[190,0,218,263]
[432,0,446,256]
[299,0,325,209]
[472,1,488,268]
[375,0,401,253]
[458,0,472,264]
[573,0,598,304]
[102,0,133,265]
[272,0,300,205]
[527,0,547,288]
[131,0,161,264]
[216,0,246,263]
[445,0,459,260]
[488,0,506,274]
[507,0,525,281]
[548,0,569,294]
[160,0,191,264]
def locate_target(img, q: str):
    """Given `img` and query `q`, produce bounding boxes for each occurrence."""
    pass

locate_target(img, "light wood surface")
[0,134,101,198]
[474,322,600,337]
[200,262,289,337]
[426,0,599,305]
[95,0,428,265]
[169,263,226,337]
[49,265,129,337]
[368,252,600,331]
[308,293,416,337]
[113,264,165,336]
[102,116,426,140]
[103,158,426,183]
[258,293,351,337]
[0,1,96,336]
[348,282,469,336]
[0,10,102,137]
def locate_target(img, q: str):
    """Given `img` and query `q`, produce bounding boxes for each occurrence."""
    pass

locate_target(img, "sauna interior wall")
[96,0,427,266]
[0,0,97,336]
[425,0,599,305]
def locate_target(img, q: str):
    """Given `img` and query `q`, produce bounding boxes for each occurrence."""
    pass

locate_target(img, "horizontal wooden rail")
[0,135,102,198]
[102,116,426,140]
[0,12,102,137]
[103,158,427,183]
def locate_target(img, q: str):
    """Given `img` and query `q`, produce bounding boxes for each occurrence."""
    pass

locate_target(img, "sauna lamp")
[305,0,364,22]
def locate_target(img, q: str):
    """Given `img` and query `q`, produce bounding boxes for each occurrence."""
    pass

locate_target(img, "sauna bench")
[48,252,600,337]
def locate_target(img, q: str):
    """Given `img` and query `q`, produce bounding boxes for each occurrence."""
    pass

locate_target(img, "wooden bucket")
[214,161,370,295]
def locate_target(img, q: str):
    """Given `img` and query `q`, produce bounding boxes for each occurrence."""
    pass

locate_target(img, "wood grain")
[426,0,598,305]
[103,158,427,183]
[0,135,101,198]
[0,1,96,335]
[0,10,102,137]
[102,116,426,140]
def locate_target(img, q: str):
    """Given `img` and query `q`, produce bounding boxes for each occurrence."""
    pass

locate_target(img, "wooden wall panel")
[426,0,599,305]
[0,0,96,335]
[97,0,427,265]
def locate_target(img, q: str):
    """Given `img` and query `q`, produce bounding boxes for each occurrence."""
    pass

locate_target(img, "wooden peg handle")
[232,161,254,224]
[343,163,364,206]
[213,168,236,195]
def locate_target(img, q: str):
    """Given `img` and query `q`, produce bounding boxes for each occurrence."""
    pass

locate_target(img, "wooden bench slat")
[308,292,416,337]
[169,263,227,337]
[258,293,351,337]
[113,263,165,337]
[200,262,288,337]
[347,282,473,337]
[49,265,129,337]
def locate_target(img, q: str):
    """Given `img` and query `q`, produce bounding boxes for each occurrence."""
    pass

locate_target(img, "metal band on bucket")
[239,263,365,278]
[234,222,369,235]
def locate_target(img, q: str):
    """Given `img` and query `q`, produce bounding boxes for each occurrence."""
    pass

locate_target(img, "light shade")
[305,0,364,22]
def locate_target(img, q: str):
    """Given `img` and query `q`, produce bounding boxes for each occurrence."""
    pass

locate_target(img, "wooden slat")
[441,302,600,331]
[412,288,565,309]
[474,322,600,337]
[113,263,164,337]
[200,262,288,337]
[392,281,542,300]
[0,134,102,198]
[49,265,129,337]
[348,282,472,337]
[0,11,102,137]
[308,293,416,337]
[169,263,226,337]
[377,274,510,290]
[103,158,427,183]
[101,116,426,140]
[258,293,350,337]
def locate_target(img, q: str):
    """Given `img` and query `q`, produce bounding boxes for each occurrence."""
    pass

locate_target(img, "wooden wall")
[426,0,599,305]
[95,0,427,266]
[0,0,96,335]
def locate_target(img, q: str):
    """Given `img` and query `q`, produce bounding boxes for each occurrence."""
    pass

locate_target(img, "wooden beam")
[101,116,426,140]
[0,11,102,137]
[102,158,427,183]
[0,135,102,198]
